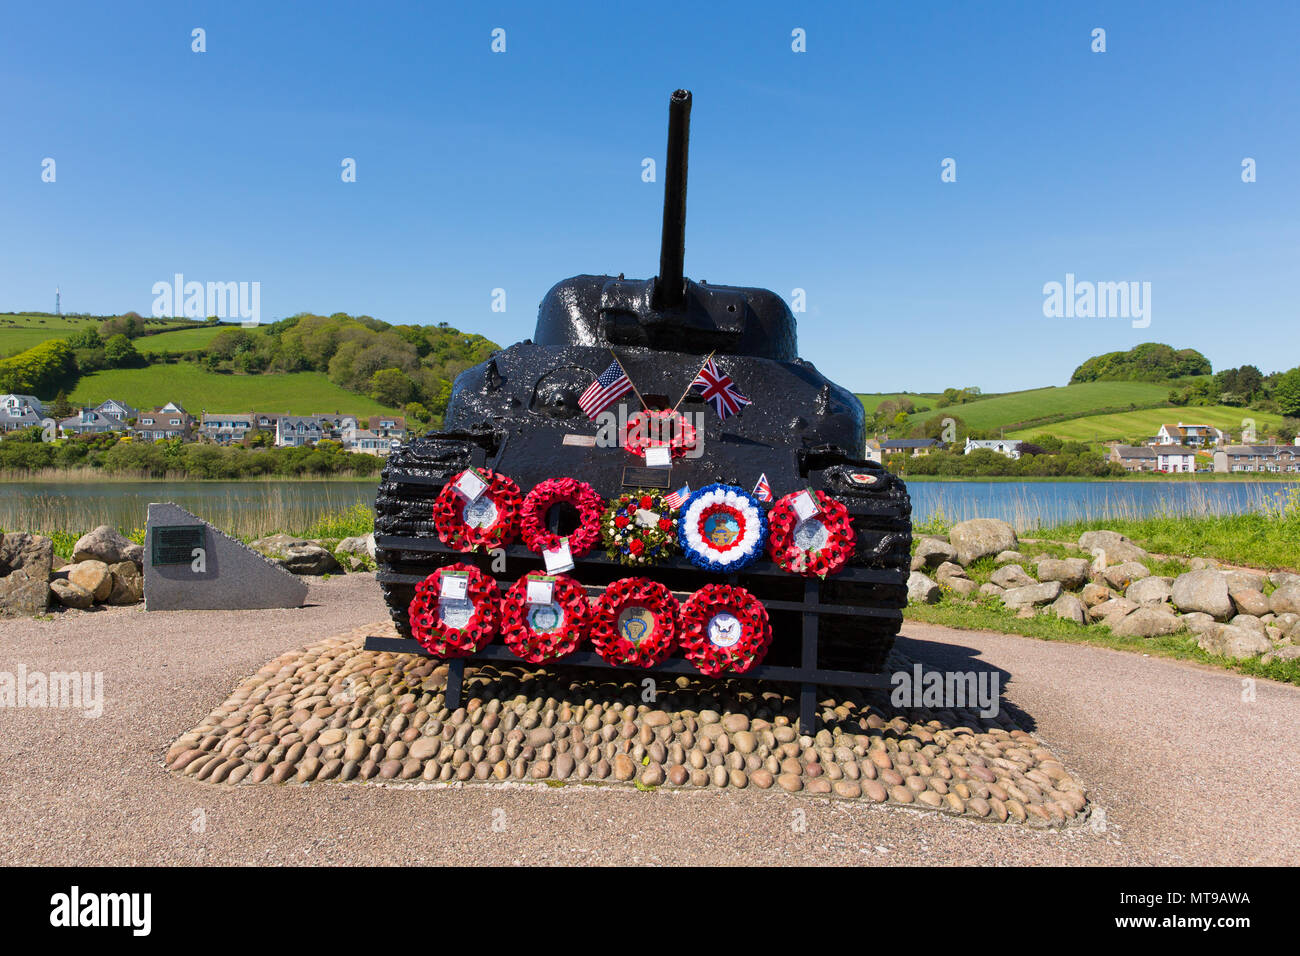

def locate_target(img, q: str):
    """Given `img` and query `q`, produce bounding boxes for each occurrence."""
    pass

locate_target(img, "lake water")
[1,478,1294,537]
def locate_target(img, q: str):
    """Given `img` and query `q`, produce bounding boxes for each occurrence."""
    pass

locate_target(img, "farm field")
[69,364,399,417]
[1007,405,1287,444]
[134,323,246,353]
[901,380,1200,432]
[0,313,202,357]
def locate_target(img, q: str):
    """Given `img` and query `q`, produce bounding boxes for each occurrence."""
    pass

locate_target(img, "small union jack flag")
[752,473,773,502]
[664,483,691,509]
[579,359,633,419]
[691,357,751,419]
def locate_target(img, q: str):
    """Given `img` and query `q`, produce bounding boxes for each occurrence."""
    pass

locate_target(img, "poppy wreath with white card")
[622,409,698,460]
[679,584,772,676]
[590,577,681,668]
[407,562,502,658]
[519,477,605,558]
[499,571,591,664]
[600,489,680,567]
[766,489,855,577]
[433,469,522,552]
[676,483,768,572]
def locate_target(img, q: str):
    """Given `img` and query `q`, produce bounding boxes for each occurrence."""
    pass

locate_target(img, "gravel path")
[2,573,1296,865]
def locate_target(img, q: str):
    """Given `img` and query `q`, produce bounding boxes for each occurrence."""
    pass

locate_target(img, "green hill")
[69,365,399,417]
[897,380,1205,433]
[134,323,239,353]
[855,392,943,415]
[1007,406,1288,444]
[0,313,206,358]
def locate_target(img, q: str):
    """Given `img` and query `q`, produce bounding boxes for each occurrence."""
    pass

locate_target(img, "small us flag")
[579,359,633,419]
[664,483,691,509]
[691,357,751,419]
[752,473,773,502]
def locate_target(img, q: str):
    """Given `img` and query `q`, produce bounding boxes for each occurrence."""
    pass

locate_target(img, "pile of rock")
[50,526,144,610]
[0,525,145,616]
[165,626,1090,827]
[908,520,1300,663]
[250,532,376,575]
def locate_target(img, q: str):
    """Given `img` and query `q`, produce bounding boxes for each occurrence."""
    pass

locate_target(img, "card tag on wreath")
[526,576,556,605]
[793,489,821,521]
[644,445,672,468]
[543,538,574,573]
[635,508,660,528]
[439,571,469,600]
[453,469,488,502]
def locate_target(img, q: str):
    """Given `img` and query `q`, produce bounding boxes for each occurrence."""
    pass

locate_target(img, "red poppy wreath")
[679,584,772,676]
[433,469,522,551]
[519,477,604,557]
[590,577,680,668]
[622,409,699,460]
[766,490,855,577]
[408,563,502,658]
[499,571,591,664]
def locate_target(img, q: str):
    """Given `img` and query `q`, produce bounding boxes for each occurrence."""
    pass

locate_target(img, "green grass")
[1008,405,1287,444]
[135,324,242,353]
[0,313,201,357]
[69,364,399,416]
[905,595,1300,686]
[900,380,1190,433]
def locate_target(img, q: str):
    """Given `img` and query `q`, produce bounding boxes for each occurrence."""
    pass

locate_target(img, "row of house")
[0,394,406,456]
[864,436,1026,461]
[1213,443,1300,473]
[1108,444,1200,473]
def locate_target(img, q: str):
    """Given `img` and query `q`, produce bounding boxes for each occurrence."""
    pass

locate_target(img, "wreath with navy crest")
[679,583,772,676]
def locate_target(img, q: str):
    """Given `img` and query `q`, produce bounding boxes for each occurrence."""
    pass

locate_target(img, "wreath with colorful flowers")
[623,409,699,460]
[408,562,502,658]
[600,489,680,567]
[499,571,591,664]
[433,469,522,552]
[766,490,855,577]
[590,577,680,667]
[679,584,772,676]
[519,477,605,557]
[677,483,768,572]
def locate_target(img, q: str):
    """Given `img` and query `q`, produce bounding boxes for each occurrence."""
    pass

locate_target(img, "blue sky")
[2,1,1296,393]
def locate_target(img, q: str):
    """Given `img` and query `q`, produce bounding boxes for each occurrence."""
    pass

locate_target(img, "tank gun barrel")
[654,89,692,311]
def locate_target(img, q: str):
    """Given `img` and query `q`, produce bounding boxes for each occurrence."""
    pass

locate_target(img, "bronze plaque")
[621,466,671,489]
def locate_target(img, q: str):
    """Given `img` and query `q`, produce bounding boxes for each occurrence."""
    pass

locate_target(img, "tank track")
[375,436,910,674]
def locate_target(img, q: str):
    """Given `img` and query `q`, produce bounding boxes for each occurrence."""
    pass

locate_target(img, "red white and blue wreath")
[679,584,772,676]
[676,483,768,572]
[590,577,680,668]
[408,562,502,658]
[499,571,591,664]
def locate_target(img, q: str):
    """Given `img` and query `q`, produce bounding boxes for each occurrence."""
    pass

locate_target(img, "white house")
[276,415,326,447]
[1154,444,1197,473]
[93,398,138,423]
[1153,423,1223,448]
[0,395,45,433]
[59,408,126,436]
[1,394,45,417]
[964,438,1022,459]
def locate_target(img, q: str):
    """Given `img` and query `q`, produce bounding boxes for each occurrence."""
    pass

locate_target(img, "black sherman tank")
[375,90,911,673]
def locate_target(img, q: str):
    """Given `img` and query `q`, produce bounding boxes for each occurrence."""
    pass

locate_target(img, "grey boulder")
[1197,624,1271,660]
[907,572,941,605]
[0,532,53,617]
[948,518,1018,566]
[991,564,1035,589]
[1001,581,1063,608]
[73,525,142,568]
[1111,606,1183,638]
[914,537,958,569]
[1036,557,1090,590]
[1078,530,1150,565]
[1172,569,1234,620]
[1126,576,1173,605]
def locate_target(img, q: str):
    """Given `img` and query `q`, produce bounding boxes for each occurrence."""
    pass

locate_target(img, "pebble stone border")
[165,625,1091,828]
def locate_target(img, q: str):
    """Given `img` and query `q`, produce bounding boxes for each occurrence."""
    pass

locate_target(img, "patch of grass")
[1040,488,1300,571]
[69,364,399,417]
[903,381,1185,432]
[298,502,374,540]
[1006,405,1288,444]
[905,596,1300,686]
